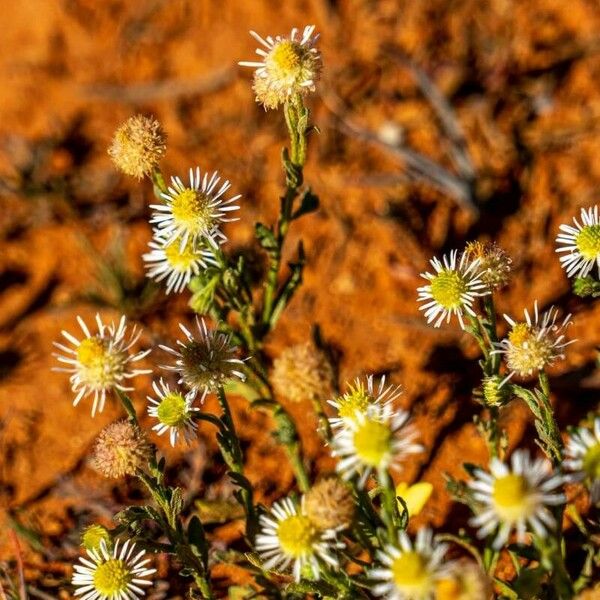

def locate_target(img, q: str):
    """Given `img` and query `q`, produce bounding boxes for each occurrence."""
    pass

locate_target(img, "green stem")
[377,468,397,542]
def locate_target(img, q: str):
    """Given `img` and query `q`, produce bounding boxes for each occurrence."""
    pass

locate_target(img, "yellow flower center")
[93,559,131,596]
[391,551,431,591]
[267,40,302,77]
[164,238,198,271]
[492,474,532,522]
[353,418,391,467]
[582,443,600,480]
[77,337,108,369]
[171,188,213,235]
[506,323,554,376]
[336,387,371,421]
[81,525,111,552]
[435,578,462,600]
[575,225,600,260]
[157,392,188,427]
[277,514,316,558]
[429,269,467,309]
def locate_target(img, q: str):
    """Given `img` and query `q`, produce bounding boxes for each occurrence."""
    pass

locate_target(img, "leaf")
[195,499,245,524]
[292,189,319,220]
[187,516,209,569]
[255,222,277,251]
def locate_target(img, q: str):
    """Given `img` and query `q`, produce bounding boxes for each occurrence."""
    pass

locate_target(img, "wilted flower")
[555,205,600,278]
[143,229,219,295]
[370,528,451,600]
[328,375,402,431]
[91,420,152,478]
[72,538,155,600]
[417,250,488,329]
[239,26,322,110]
[271,342,335,403]
[464,241,512,290]
[304,477,355,531]
[468,449,565,549]
[160,318,246,393]
[331,401,421,487]
[256,496,342,581]
[564,417,600,503]
[492,302,574,385]
[53,314,151,416]
[147,378,200,447]
[108,114,166,179]
[150,166,241,251]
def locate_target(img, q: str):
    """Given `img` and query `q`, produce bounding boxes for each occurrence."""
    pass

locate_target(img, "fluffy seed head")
[464,241,512,290]
[81,525,112,552]
[108,115,166,179]
[91,420,151,478]
[304,478,355,530]
[271,342,335,403]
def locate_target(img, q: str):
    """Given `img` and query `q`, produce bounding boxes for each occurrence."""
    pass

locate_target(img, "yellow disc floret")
[429,270,467,309]
[506,323,554,376]
[391,551,431,592]
[156,392,188,427]
[277,514,317,558]
[582,443,600,480]
[576,225,600,260]
[164,238,199,271]
[353,418,392,467]
[93,559,132,596]
[76,337,124,389]
[492,474,532,522]
[336,384,372,421]
[171,189,213,235]
[267,40,303,78]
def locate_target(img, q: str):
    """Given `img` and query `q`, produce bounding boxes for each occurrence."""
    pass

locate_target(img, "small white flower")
[239,26,321,110]
[159,317,246,393]
[150,166,240,251]
[370,528,451,600]
[143,229,219,294]
[147,378,201,447]
[72,538,155,600]
[417,250,488,329]
[327,375,402,431]
[256,496,343,581]
[492,301,574,385]
[53,314,150,416]
[468,449,565,549]
[331,401,421,488]
[555,205,600,278]
[564,417,600,503]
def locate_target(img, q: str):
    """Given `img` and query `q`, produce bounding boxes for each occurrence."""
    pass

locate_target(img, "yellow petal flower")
[396,481,433,517]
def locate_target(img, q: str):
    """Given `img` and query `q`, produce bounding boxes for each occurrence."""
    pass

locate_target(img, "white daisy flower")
[555,205,600,278]
[417,250,488,329]
[327,375,402,431]
[150,166,240,251]
[147,378,201,447]
[159,317,246,393]
[72,538,155,600]
[239,26,322,110]
[370,528,451,600]
[53,314,151,416]
[468,449,565,549]
[143,229,219,295]
[564,417,600,503]
[492,301,574,385]
[256,496,343,581]
[331,401,421,488]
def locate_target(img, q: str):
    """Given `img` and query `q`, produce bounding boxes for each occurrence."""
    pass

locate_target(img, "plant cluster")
[50,25,600,600]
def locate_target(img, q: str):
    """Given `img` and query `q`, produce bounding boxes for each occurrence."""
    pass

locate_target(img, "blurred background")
[1,0,600,596]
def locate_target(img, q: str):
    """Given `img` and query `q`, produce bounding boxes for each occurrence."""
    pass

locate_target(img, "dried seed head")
[304,477,355,531]
[108,115,166,179]
[271,342,335,403]
[91,420,151,478]
[436,561,492,600]
[81,524,112,552]
[464,241,512,290]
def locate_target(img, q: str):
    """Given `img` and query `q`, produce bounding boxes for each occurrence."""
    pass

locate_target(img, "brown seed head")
[304,477,355,530]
